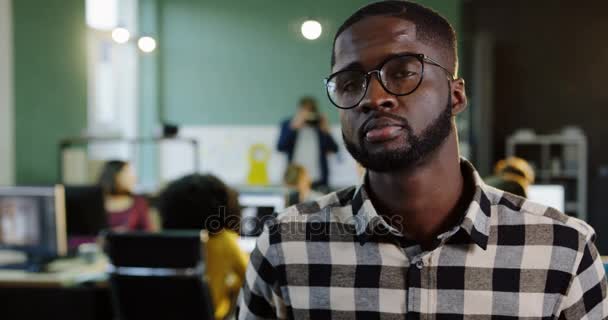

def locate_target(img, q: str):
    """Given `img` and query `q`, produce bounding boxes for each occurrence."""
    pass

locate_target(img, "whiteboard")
[163,125,360,187]
[159,139,197,185]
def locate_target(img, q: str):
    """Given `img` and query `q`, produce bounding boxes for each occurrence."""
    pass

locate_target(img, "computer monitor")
[527,184,565,212]
[238,190,286,237]
[0,186,68,269]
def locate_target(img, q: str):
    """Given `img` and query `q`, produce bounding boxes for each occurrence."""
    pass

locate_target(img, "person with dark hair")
[159,174,248,320]
[277,96,338,189]
[239,1,607,319]
[98,160,152,231]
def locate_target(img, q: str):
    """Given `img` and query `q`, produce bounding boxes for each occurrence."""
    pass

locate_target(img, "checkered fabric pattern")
[238,160,608,319]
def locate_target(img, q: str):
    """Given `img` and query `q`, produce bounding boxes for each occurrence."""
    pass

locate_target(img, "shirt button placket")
[406,259,424,319]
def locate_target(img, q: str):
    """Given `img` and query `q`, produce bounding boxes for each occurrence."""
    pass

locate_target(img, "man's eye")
[391,71,417,79]
[340,81,357,92]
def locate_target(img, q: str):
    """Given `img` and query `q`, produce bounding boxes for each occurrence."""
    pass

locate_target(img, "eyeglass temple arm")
[423,56,455,80]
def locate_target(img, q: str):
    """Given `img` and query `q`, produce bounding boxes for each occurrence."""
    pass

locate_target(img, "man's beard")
[343,99,453,173]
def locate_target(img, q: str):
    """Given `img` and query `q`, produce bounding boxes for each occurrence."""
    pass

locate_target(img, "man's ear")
[450,78,467,115]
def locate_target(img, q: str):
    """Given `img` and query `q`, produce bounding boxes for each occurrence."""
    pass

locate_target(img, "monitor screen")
[527,185,565,212]
[0,186,67,260]
[238,192,286,237]
[0,197,41,246]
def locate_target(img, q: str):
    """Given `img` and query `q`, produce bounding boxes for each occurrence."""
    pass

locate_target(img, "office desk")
[0,255,112,320]
[0,239,255,319]
[0,236,256,288]
[0,256,108,288]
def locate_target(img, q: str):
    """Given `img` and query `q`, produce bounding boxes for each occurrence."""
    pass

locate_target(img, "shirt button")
[415,260,424,269]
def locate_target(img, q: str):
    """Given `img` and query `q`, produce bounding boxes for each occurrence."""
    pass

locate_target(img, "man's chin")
[359,159,413,173]
[363,139,411,152]
[360,137,413,160]
[355,149,419,173]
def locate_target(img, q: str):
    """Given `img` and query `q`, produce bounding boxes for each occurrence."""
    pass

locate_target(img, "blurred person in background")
[485,157,535,198]
[283,164,325,205]
[159,173,248,320]
[98,160,153,232]
[277,96,339,189]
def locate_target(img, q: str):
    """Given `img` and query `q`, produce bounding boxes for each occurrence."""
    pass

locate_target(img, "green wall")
[149,0,463,126]
[139,0,162,186]
[8,0,461,184]
[13,0,87,184]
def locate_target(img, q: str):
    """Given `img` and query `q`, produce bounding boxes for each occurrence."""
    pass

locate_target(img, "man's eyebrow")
[334,51,419,74]
[380,51,417,65]
[333,61,364,74]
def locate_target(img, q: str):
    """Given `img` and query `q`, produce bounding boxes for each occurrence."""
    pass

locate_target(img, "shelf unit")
[506,130,587,221]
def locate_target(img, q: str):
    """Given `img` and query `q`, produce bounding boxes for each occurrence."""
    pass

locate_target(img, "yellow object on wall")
[247,143,270,186]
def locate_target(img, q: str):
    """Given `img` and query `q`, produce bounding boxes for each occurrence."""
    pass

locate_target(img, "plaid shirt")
[238,160,608,319]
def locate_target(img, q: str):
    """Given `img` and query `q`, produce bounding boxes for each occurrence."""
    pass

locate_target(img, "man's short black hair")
[159,173,235,233]
[331,0,457,72]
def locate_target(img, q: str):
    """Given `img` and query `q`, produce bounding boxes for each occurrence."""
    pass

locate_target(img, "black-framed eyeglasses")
[324,53,454,110]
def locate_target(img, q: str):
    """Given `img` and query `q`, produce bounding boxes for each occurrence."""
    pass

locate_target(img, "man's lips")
[365,125,404,143]
[362,118,406,143]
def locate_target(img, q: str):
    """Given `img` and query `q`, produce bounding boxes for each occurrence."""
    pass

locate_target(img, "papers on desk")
[0,254,108,288]
[0,250,27,267]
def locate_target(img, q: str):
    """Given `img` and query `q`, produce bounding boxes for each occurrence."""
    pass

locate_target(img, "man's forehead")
[334,16,418,71]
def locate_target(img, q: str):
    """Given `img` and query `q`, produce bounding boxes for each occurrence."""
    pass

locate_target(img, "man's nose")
[357,73,398,113]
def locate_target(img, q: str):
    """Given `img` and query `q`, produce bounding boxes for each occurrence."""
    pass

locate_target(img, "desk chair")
[104,231,214,320]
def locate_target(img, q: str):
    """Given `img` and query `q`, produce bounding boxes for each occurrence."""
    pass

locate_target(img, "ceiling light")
[301,20,322,40]
[111,27,130,44]
[138,36,157,53]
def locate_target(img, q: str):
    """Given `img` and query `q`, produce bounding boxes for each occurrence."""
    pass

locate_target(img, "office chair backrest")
[65,185,107,237]
[104,231,214,320]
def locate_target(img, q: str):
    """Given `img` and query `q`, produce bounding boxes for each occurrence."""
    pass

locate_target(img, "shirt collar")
[350,158,492,250]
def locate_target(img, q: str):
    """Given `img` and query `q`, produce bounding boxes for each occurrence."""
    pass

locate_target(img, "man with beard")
[238,1,607,319]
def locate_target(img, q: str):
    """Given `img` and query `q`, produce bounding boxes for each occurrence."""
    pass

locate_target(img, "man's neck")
[366,139,467,248]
